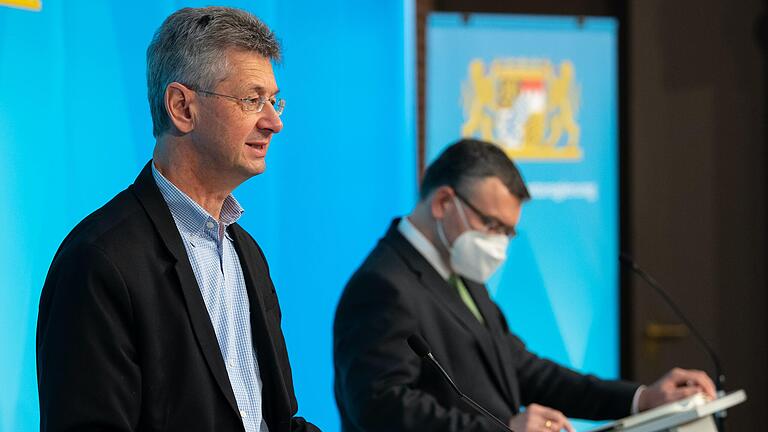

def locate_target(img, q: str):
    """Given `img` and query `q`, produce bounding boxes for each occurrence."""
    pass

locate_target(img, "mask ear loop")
[451,194,471,230]
[436,218,451,251]
[436,192,472,251]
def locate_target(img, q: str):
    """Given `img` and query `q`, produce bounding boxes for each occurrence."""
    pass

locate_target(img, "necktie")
[449,274,484,324]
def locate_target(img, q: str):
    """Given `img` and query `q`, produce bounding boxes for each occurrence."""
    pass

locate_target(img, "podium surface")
[586,390,746,432]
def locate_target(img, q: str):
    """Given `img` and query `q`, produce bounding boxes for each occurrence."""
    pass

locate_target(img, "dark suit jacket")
[333,219,638,432]
[37,162,319,432]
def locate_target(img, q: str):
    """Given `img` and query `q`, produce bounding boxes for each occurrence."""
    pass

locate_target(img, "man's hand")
[508,404,575,432]
[638,367,717,412]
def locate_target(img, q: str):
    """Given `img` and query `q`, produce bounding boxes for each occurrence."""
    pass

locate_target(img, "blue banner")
[427,13,619,429]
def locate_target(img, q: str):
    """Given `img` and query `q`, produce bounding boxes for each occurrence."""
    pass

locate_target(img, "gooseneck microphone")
[619,253,725,395]
[407,335,516,432]
[621,253,727,431]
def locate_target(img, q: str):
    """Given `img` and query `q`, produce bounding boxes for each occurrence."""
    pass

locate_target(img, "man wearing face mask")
[333,139,715,432]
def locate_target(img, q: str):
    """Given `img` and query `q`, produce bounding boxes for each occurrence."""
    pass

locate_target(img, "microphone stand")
[425,352,516,432]
[621,254,726,431]
[408,335,516,432]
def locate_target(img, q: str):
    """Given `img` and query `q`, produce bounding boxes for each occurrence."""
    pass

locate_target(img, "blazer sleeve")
[334,271,497,432]
[289,417,322,432]
[498,307,639,420]
[37,244,141,432]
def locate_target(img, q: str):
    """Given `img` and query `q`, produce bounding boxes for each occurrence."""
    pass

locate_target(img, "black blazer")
[37,162,320,432]
[333,220,638,432]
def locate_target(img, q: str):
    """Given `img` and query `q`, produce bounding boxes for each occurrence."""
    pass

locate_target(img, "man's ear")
[165,82,197,134]
[429,186,454,219]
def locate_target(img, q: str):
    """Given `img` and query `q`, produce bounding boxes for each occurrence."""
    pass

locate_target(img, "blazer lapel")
[228,224,291,422]
[464,279,521,410]
[130,161,240,416]
[383,220,514,404]
[420,262,485,334]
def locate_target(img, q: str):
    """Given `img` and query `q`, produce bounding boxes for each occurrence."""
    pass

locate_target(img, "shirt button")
[229,359,236,367]
[240,410,247,418]
[206,221,215,229]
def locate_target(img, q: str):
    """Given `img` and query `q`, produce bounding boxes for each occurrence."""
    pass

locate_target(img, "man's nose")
[257,104,283,134]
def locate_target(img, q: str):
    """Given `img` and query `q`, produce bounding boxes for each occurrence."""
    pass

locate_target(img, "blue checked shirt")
[152,164,268,432]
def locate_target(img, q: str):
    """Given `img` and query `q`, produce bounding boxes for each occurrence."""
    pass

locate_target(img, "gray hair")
[146,6,281,137]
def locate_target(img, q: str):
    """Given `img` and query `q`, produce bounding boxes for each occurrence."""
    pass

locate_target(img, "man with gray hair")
[37,7,319,432]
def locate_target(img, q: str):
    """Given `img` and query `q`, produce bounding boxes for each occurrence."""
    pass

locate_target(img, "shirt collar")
[398,217,451,281]
[151,162,244,238]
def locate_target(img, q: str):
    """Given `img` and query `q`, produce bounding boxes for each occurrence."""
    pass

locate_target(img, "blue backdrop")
[0,4,619,432]
[0,1,415,431]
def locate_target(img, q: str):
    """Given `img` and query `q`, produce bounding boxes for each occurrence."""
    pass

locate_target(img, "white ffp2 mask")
[437,196,509,283]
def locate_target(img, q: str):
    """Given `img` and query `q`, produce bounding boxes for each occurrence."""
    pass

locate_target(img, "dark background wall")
[626,0,767,429]
[418,0,767,428]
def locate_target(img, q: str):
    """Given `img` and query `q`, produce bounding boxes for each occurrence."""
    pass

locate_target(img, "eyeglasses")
[193,88,286,116]
[454,190,517,238]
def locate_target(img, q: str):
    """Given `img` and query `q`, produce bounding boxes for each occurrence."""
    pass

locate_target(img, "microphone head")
[619,252,638,269]
[407,334,431,358]
[619,252,632,264]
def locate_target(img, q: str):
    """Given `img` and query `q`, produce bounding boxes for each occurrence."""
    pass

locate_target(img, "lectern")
[586,390,746,432]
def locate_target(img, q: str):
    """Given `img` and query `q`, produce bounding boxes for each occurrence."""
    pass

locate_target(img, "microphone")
[620,253,726,431]
[407,334,516,432]
[619,254,724,392]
